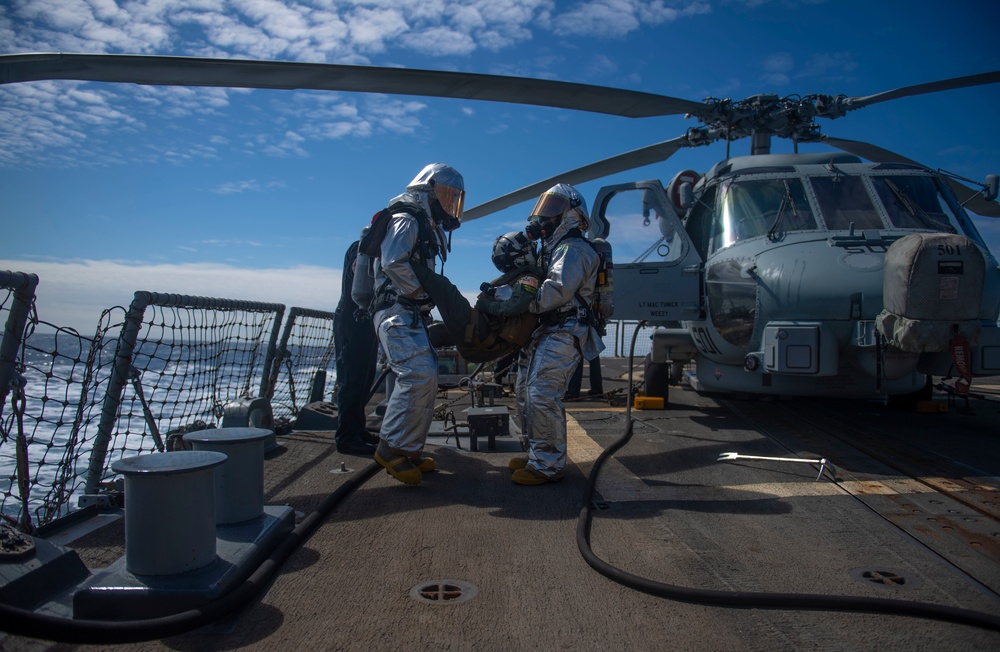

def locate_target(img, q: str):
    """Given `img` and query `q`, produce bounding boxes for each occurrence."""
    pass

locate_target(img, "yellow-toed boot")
[375,441,423,485]
[511,465,564,485]
[507,456,528,472]
[414,456,436,473]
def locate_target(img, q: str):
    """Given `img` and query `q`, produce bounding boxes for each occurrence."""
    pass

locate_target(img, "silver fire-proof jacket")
[519,214,605,476]
[373,192,448,301]
[372,191,447,455]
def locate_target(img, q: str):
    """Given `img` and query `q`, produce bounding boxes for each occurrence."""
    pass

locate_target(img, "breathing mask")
[525,215,558,241]
[429,187,463,233]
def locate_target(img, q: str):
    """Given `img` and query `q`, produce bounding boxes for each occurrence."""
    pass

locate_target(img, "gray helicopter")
[590,156,999,398]
[4,54,1000,398]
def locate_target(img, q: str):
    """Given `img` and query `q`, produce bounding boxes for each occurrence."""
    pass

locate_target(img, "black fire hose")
[575,321,1000,632]
[0,461,381,644]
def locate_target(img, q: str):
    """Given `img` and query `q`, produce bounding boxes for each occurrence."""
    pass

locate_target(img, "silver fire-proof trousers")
[374,302,438,455]
[522,328,581,476]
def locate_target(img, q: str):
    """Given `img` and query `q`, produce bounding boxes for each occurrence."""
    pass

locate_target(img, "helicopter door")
[590,180,702,323]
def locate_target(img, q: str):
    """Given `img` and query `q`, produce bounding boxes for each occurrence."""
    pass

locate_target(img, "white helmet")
[492,231,537,273]
[407,163,465,229]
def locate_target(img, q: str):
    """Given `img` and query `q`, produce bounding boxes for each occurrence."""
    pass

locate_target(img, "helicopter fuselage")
[591,153,1000,397]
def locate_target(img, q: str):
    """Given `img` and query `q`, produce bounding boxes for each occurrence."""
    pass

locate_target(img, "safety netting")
[0,282,293,531]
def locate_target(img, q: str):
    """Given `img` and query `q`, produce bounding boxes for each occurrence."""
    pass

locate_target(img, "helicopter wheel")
[643,354,671,404]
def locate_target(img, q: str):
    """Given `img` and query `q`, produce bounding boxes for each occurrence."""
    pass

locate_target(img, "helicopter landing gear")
[643,354,670,405]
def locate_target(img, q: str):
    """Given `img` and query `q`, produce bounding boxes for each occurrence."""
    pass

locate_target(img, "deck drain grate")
[850,568,918,590]
[410,579,478,605]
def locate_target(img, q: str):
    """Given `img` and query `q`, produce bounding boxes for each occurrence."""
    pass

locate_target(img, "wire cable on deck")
[575,321,1000,633]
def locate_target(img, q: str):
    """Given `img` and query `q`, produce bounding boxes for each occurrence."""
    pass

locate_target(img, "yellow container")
[915,400,948,413]
[633,395,665,410]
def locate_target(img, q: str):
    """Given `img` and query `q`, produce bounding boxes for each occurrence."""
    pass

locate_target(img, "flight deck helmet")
[525,183,588,240]
[492,231,537,273]
[407,163,465,231]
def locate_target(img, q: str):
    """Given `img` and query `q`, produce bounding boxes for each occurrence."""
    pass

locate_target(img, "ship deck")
[3,358,1000,651]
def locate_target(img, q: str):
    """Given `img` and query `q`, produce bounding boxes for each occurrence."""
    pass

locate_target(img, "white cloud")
[0,79,429,167]
[761,52,793,87]
[550,0,708,38]
[289,94,427,141]
[1,0,711,168]
[4,0,563,64]
[10,0,173,52]
[758,50,858,88]
[346,6,410,52]
[212,179,287,194]
[260,130,309,157]
[0,80,139,167]
[2,258,341,334]
[198,238,263,246]
[400,25,478,56]
[586,54,618,78]
[797,51,859,81]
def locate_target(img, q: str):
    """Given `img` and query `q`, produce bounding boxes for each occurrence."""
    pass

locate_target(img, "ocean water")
[1,331,336,527]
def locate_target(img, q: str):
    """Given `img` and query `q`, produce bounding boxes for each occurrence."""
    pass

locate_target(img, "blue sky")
[2,0,1000,332]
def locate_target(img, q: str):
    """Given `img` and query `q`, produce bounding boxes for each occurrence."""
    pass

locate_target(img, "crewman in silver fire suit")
[371,163,465,485]
[507,183,604,485]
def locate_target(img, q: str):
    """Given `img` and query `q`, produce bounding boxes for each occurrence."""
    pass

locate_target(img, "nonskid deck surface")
[4,359,1000,651]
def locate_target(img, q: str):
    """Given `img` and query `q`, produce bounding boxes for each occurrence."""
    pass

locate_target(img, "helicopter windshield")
[711,178,816,253]
[809,175,883,231]
[871,175,958,233]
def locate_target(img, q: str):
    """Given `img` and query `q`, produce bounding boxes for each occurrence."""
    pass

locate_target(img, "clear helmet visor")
[434,183,465,221]
[530,192,573,220]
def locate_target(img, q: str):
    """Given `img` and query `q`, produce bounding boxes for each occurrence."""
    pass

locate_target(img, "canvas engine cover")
[876,233,985,352]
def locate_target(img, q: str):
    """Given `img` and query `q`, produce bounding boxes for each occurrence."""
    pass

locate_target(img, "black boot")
[336,434,377,455]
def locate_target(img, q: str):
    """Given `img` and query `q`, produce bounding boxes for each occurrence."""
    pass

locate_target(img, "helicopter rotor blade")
[6,54,998,219]
[821,136,923,165]
[464,134,699,222]
[841,70,1000,113]
[823,136,1000,218]
[0,52,704,119]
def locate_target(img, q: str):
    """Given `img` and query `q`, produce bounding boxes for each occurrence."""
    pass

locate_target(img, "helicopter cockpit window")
[601,187,686,263]
[871,175,958,233]
[810,175,883,230]
[710,178,816,253]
